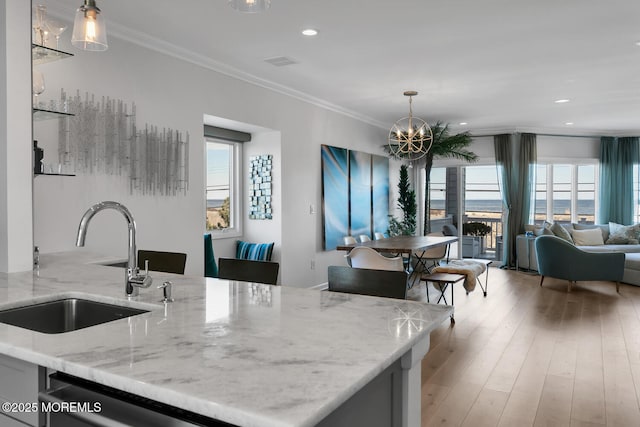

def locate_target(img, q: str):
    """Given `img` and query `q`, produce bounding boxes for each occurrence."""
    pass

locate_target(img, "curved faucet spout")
[76,201,146,297]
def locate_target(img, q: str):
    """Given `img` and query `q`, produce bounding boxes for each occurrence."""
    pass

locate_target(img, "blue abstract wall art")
[321,144,389,250]
[321,146,349,251]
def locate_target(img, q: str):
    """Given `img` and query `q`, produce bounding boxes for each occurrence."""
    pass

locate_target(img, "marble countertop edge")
[0,251,455,427]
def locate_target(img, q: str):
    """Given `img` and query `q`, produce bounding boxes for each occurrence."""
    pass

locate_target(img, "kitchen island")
[0,251,452,427]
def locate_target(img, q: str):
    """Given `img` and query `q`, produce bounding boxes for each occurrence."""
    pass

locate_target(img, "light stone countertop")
[0,250,452,427]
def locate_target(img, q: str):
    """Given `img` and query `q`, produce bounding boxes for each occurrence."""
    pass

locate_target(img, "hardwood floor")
[409,267,640,427]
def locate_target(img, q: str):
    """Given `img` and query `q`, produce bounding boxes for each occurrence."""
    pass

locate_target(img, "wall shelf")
[33,108,74,121]
[34,172,76,177]
[32,44,73,65]
[32,44,76,180]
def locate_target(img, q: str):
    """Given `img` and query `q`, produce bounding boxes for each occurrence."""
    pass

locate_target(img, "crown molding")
[45,4,388,131]
[465,125,640,139]
[41,5,640,138]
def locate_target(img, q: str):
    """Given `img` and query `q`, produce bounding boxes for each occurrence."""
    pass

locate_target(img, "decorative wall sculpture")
[321,145,389,250]
[57,89,189,196]
[249,154,272,219]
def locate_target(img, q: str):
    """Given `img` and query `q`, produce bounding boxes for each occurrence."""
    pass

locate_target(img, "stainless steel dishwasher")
[39,372,235,427]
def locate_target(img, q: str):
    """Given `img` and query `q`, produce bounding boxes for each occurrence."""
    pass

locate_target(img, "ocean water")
[431,199,595,214]
[207,199,224,209]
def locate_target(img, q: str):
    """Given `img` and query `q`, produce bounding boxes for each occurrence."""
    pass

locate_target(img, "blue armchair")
[534,235,625,292]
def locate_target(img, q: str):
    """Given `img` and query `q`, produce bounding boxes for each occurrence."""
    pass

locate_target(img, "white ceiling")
[49,0,640,136]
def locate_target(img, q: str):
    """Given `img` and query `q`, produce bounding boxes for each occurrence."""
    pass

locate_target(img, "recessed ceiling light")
[302,29,318,36]
[565,122,574,126]
[555,99,570,104]
[635,41,640,46]
[459,122,468,126]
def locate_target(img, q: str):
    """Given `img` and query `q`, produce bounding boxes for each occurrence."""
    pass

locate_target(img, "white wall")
[242,131,282,264]
[433,134,600,167]
[31,31,390,285]
[0,0,33,273]
[537,134,599,161]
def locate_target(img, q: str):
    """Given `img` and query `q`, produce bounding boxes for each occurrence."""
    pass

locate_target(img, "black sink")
[0,298,149,334]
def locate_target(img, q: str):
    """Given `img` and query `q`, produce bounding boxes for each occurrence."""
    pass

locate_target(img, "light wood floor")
[409,267,640,427]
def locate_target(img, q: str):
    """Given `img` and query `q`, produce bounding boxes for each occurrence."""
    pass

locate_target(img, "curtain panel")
[494,134,514,267]
[598,136,639,225]
[494,133,537,268]
[517,133,537,233]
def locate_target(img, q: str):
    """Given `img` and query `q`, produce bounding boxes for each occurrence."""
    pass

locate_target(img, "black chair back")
[217,258,279,285]
[327,266,407,299]
[137,250,187,274]
[442,224,458,236]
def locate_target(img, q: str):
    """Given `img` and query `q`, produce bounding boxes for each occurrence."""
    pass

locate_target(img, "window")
[428,167,446,219]
[577,164,596,223]
[534,164,547,223]
[634,165,640,223]
[463,165,503,252]
[535,163,597,224]
[206,138,241,234]
[552,164,572,223]
[464,165,502,218]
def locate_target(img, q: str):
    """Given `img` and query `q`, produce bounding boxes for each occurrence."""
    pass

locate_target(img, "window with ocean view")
[206,138,241,233]
[464,165,502,253]
[535,163,596,224]
[464,165,502,219]
[553,164,572,222]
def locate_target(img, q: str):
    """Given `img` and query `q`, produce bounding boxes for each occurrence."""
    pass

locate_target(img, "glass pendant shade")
[228,0,271,13]
[71,0,108,51]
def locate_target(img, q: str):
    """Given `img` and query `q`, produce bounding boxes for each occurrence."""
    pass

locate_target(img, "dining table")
[336,235,459,287]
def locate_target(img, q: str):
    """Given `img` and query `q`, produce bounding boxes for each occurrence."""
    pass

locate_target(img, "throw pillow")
[572,223,610,242]
[570,228,604,246]
[236,240,275,261]
[550,222,574,243]
[542,221,555,236]
[606,222,640,245]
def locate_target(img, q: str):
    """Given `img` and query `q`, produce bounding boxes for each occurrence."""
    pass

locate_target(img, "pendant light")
[388,91,433,161]
[229,0,271,13]
[71,0,108,51]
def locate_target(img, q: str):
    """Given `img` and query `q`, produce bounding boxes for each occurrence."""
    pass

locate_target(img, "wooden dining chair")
[137,250,187,274]
[328,266,407,299]
[217,258,279,285]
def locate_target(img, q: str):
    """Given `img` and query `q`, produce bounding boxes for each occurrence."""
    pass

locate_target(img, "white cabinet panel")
[0,354,43,426]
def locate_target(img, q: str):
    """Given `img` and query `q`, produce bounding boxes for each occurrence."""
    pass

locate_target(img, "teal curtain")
[516,133,537,233]
[495,133,537,268]
[494,134,514,267]
[598,137,639,225]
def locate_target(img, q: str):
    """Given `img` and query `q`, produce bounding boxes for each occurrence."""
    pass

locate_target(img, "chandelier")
[388,91,432,161]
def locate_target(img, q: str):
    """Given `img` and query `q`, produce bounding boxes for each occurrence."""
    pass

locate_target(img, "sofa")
[520,222,640,286]
[535,235,625,292]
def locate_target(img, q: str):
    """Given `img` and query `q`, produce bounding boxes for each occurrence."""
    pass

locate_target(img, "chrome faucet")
[76,201,152,297]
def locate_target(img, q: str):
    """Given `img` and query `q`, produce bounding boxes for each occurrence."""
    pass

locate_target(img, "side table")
[516,234,538,272]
